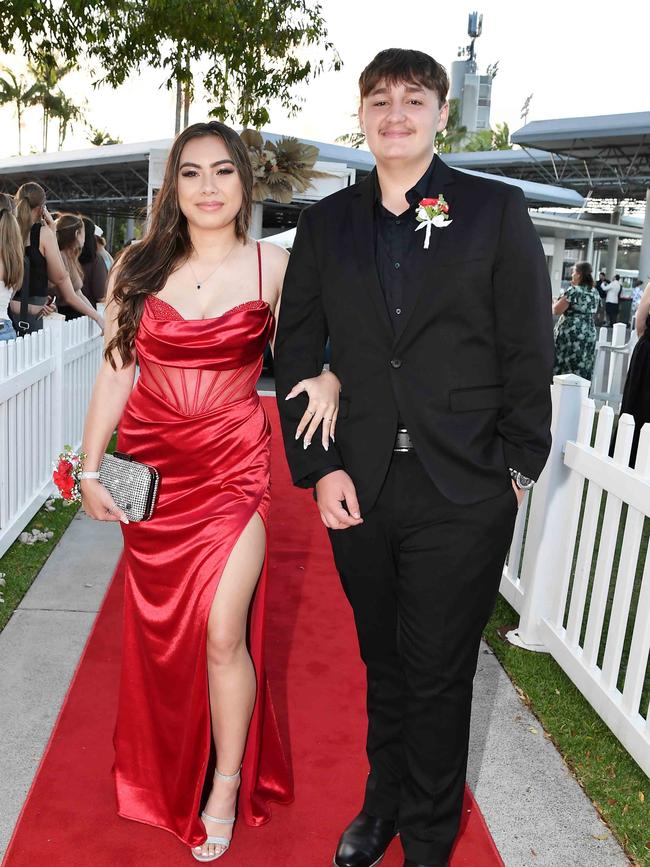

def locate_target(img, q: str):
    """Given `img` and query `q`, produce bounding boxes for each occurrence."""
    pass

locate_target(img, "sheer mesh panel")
[139,357,262,415]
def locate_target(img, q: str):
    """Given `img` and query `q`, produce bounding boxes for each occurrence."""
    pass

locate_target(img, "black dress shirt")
[306,158,439,485]
[374,156,438,333]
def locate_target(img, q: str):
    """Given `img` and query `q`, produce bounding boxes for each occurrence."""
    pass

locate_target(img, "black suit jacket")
[275,157,554,510]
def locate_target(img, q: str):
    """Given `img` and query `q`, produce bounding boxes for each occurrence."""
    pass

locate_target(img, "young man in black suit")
[275,49,554,867]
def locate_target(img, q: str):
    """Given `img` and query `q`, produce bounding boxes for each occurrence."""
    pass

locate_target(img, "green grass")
[0,497,82,632]
[486,595,650,866]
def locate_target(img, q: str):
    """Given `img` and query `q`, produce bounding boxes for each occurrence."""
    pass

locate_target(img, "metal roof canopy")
[0,133,376,220]
[510,111,650,199]
[0,134,584,219]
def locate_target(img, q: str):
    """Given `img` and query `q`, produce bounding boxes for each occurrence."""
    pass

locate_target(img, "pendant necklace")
[187,242,237,290]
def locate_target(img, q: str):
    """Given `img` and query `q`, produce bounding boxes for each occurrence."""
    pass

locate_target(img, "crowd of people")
[553,263,648,380]
[0,181,108,342]
[552,260,650,466]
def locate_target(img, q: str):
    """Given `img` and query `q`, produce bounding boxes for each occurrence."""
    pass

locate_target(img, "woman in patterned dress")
[553,261,600,380]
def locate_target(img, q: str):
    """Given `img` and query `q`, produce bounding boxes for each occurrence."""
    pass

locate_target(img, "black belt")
[394,428,414,452]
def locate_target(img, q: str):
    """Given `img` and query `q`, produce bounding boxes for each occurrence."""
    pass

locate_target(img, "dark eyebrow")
[369,83,426,96]
[179,159,235,169]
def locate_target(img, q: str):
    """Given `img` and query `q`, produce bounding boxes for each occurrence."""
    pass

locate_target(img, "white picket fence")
[503,374,650,777]
[589,322,637,411]
[0,316,104,558]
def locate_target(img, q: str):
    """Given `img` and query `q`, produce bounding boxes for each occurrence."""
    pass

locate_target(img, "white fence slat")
[621,550,650,717]
[582,415,634,668]
[16,379,25,511]
[565,407,614,648]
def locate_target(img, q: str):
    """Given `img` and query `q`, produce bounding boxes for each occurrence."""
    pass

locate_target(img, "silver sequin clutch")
[99,452,160,522]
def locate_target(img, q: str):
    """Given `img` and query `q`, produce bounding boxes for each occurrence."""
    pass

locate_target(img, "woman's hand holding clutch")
[81,478,130,524]
[286,370,341,450]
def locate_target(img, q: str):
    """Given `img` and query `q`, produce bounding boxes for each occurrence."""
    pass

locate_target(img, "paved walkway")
[0,513,630,867]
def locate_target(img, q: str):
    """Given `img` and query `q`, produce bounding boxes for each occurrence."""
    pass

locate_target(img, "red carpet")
[2,399,503,867]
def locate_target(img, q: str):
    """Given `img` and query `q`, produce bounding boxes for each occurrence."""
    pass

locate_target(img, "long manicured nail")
[304,440,310,449]
[331,434,335,442]
[295,431,300,440]
[324,441,329,451]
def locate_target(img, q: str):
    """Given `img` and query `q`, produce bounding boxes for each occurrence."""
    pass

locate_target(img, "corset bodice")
[135,295,274,416]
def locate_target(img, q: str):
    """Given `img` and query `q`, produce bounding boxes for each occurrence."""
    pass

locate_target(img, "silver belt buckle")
[394,427,413,452]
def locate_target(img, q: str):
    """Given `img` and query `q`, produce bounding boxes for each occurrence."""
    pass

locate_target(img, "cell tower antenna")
[466,11,483,72]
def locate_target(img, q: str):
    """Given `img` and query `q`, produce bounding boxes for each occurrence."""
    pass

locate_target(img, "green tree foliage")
[436,98,467,154]
[1,0,340,130]
[87,126,123,146]
[464,121,512,152]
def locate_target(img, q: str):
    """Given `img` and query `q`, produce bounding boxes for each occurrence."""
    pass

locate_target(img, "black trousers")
[329,452,518,866]
[606,302,619,328]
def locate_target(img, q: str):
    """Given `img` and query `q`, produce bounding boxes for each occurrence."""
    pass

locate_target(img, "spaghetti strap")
[256,241,262,300]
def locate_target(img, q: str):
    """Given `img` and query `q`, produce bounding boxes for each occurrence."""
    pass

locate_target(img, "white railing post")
[607,321,627,397]
[589,327,609,399]
[507,374,590,650]
[44,317,65,457]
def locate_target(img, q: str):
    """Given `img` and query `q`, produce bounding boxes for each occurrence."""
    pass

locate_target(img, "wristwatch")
[509,468,535,490]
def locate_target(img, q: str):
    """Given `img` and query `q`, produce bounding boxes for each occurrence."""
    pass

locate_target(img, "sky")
[1,0,649,159]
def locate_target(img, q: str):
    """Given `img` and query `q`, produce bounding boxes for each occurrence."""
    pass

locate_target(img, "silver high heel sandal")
[191,767,241,862]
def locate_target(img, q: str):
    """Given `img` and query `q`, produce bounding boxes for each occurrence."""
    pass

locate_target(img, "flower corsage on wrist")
[52,446,87,502]
[415,194,452,249]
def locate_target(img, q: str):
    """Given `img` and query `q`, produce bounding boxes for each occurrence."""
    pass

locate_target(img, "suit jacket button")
[390,358,402,369]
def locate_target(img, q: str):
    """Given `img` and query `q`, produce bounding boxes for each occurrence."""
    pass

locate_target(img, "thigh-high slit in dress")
[112,243,292,848]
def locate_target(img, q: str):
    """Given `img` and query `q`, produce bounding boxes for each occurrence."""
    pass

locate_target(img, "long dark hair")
[574,261,594,288]
[56,213,84,283]
[79,217,98,265]
[105,121,254,368]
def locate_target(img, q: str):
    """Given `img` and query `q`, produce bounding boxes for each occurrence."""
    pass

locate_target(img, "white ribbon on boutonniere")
[415,194,452,249]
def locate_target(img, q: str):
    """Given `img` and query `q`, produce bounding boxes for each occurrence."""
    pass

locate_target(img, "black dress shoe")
[334,811,397,867]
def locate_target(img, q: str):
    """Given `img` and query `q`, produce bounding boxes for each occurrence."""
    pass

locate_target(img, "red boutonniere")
[415,194,452,248]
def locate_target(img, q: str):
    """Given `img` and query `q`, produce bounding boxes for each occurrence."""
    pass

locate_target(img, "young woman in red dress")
[80,122,339,861]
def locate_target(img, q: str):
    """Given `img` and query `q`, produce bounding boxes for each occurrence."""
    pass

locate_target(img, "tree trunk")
[17,100,22,155]
[183,51,190,129]
[175,76,182,135]
[183,82,190,129]
[43,104,49,152]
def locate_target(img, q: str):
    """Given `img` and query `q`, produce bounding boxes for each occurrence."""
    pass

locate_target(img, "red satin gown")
[112,242,292,848]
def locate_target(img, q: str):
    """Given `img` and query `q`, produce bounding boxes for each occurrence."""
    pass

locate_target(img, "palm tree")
[52,92,85,150]
[27,50,76,151]
[0,65,41,154]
